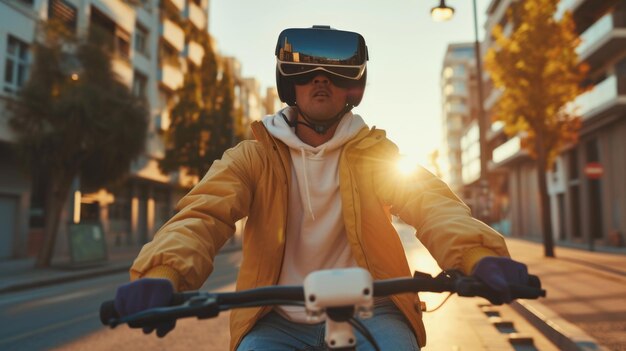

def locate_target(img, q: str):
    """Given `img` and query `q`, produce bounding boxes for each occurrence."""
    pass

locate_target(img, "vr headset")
[275,26,369,106]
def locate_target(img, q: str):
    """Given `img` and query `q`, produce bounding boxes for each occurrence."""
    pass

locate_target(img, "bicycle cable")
[348,318,381,351]
[423,292,454,313]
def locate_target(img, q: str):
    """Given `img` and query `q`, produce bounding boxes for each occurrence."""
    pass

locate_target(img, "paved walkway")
[505,237,626,351]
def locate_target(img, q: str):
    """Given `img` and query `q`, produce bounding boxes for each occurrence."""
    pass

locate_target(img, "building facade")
[440,43,476,196]
[475,0,626,249]
[0,0,221,260]
[1,0,211,259]
[555,0,626,248]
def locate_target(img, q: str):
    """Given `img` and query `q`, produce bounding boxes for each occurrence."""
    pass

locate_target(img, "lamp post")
[431,0,490,221]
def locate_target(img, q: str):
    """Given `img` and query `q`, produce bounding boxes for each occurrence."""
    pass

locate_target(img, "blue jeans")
[236,299,420,351]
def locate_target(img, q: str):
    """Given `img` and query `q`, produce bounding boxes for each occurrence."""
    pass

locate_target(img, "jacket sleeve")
[372,140,509,275]
[129,141,258,291]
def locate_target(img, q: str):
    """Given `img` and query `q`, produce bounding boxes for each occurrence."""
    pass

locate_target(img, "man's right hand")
[114,278,175,337]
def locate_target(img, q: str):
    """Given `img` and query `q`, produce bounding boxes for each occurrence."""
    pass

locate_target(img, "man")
[115,26,528,350]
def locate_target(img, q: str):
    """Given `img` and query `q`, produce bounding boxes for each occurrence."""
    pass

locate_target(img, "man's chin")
[305,108,345,122]
[307,114,338,123]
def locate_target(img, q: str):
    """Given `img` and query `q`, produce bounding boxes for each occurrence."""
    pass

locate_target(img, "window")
[115,29,131,60]
[90,7,130,60]
[454,64,466,76]
[139,0,152,11]
[454,47,474,59]
[132,70,148,99]
[48,0,78,31]
[159,43,180,67]
[4,35,30,93]
[134,24,149,57]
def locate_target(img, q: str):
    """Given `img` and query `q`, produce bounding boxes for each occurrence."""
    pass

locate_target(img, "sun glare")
[396,154,419,175]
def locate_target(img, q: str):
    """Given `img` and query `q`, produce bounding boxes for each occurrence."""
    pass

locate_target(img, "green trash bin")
[67,222,108,265]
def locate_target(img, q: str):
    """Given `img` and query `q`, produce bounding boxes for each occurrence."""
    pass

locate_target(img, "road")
[0,221,557,350]
[0,251,241,351]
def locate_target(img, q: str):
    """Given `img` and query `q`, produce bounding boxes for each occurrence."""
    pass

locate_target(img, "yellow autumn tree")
[484,0,589,257]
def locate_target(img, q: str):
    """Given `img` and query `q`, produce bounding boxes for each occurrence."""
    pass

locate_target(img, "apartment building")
[263,86,282,117]
[0,0,209,259]
[224,56,282,140]
[479,0,626,248]
[555,0,626,248]
[440,43,476,197]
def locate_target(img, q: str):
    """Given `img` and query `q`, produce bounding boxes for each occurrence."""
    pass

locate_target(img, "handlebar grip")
[99,292,196,326]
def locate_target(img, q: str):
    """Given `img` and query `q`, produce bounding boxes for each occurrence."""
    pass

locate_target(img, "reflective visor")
[276,27,368,80]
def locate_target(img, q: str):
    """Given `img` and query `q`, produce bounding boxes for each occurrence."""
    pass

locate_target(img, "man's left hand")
[472,256,529,304]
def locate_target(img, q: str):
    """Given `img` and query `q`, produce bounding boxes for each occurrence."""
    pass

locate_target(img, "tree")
[160,33,238,178]
[9,22,148,267]
[484,0,589,257]
[206,59,239,162]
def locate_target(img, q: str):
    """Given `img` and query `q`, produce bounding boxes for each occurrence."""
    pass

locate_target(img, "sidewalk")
[0,241,243,294]
[505,237,626,351]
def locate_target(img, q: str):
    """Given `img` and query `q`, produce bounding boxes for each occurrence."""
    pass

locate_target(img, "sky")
[209,0,491,166]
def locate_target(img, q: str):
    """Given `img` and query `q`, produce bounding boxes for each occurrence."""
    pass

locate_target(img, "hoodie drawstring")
[300,148,316,220]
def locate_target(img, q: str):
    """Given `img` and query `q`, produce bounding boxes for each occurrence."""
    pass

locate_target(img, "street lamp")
[431,0,490,221]
[431,0,455,22]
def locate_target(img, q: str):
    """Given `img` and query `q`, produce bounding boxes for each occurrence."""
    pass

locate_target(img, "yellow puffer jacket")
[130,121,509,350]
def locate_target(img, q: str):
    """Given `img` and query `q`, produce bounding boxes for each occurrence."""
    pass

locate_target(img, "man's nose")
[312,74,330,85]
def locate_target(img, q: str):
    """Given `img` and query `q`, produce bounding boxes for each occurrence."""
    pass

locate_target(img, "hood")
[262,106,368,155]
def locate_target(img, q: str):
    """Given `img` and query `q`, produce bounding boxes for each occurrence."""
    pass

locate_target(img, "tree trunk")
[35,175,74,268]
[535,131,555,257]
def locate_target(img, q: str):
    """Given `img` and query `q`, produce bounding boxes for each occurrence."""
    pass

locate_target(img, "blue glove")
[114,278,175,337]
[472,256,528,304]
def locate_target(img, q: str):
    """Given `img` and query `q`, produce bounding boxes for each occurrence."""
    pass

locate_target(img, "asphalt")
[1,238,623,351]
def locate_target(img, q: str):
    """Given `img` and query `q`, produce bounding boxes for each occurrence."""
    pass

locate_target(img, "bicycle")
[100,267,546,351]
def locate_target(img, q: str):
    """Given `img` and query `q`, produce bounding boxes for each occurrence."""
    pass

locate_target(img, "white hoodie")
[262,106,368,323]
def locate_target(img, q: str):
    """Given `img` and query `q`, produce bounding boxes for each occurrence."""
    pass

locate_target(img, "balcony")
[573,74,626,129]
[487,120,505,142]
[186,1,206,30]
[445,103,469,115]
[159,63,184,91]
[462,158,481,185]
[484,87,503,112]
[160,18,185,52]
[186,40,204,66]
[490,136,529,169]
[485,0,515,34]
[461,121,479,148]
[112,57,133,87]
[168,0,185,12]
[576,13,626,69]
[556,0,581,20]
[155,110,170,132]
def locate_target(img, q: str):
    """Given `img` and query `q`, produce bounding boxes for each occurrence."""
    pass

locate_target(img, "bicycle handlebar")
[100,271,545,328]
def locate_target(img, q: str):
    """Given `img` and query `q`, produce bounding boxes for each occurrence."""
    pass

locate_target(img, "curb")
[0,246,243,295]
[511,299,609,351]
[0,262,131,295]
